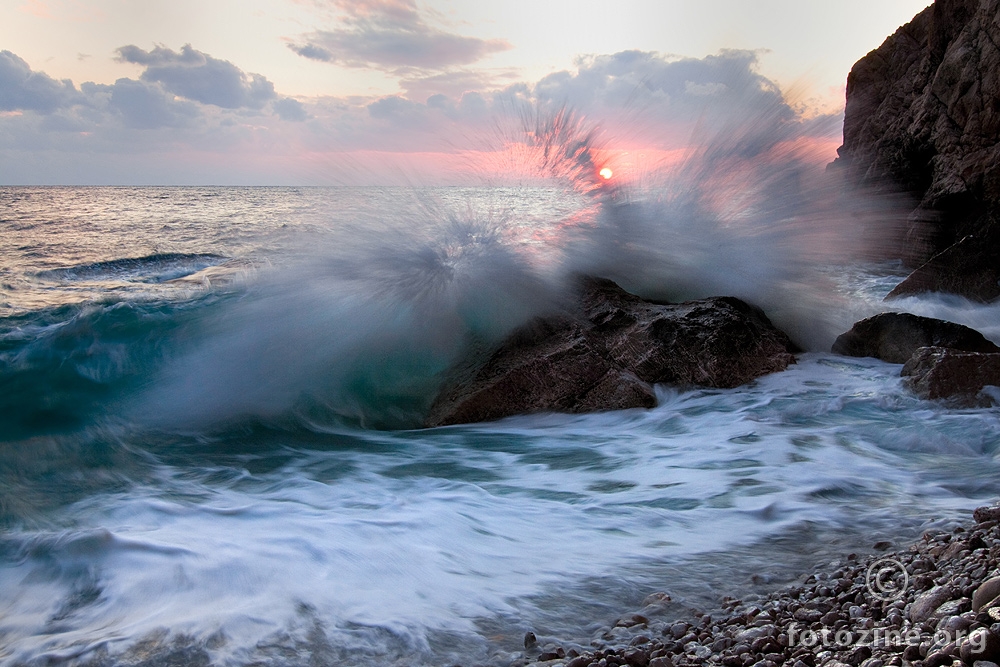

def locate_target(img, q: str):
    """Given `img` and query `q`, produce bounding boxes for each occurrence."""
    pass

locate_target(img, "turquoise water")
[1,186,999,666]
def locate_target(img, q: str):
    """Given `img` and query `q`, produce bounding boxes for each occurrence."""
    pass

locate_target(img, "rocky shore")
[832,0,1000,302]
[509,504,1000,667]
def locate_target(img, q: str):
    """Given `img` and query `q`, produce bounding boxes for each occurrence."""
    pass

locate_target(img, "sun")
[599,167,613,180]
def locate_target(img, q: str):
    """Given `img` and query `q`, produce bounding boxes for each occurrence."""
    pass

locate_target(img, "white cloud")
[288,0,510,72]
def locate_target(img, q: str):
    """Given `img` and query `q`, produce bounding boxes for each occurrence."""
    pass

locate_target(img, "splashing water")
[0,100,997,667]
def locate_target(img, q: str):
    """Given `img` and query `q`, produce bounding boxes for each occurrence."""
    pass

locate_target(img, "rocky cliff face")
[834,0,1000,300]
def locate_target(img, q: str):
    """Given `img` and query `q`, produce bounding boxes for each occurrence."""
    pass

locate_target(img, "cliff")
[834,0,1000,301]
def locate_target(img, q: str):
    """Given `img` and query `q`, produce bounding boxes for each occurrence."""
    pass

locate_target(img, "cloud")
[0,50,81,113]
[116,44,276,110]
[288,43,333,62]
[273,97,309,122]
[0,46,838,185]
[535,49,788,119]
[398,68,521,102]
[104,78,200,129]
[529,49,800,151]
[288,0,510,71]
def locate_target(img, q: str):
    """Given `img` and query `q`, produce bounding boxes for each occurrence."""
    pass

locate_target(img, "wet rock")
[975,507,1000,524]
[669,623,689,640]
[525,632,537,649]
[901,347,1000,404]
[886,233,1000,303]
[831,313,999,363]
[426,277,796,426]
[624,648,650,667]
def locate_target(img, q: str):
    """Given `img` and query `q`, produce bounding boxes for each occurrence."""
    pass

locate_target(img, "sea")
[2,144,1000,666]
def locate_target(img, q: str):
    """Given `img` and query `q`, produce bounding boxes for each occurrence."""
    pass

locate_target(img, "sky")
[0,0,932,185]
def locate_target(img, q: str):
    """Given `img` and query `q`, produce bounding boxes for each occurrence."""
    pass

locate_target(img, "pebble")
[511,505,1000,667]
[974,577,1000,612]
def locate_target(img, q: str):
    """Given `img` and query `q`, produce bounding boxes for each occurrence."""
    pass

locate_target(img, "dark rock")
[886,232,1000,302]
[974,578,1000,612]
[833,0,1000,300]
[961,628,1000,664]
[901,347,1000,403]
[426,277,797,426]
[910,586,957,623]
[624,648,650,667]
[831,313,999,362]
[921,649,955,667]
[847,645,874,666]
[524,632,537,649]
[975,507,1000,524]
[904,644,923,662]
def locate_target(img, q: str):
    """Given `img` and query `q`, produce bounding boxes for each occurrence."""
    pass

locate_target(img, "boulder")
[901,346,1000,404]
[832,0,1000,299]
[831,312,999,363]
[425,278,797,427]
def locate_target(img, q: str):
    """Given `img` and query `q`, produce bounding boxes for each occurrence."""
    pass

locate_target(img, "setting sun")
[599,167,613,180]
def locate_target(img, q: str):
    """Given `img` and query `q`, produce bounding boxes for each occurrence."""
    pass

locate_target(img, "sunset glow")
[0,0,934,184]
[599,167,613,180]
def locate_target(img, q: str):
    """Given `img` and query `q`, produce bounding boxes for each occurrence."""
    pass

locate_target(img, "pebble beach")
[516,505,1000,667]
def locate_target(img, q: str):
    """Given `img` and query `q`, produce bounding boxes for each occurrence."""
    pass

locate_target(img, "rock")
[922,648,956,667]
[831,313,999,362]
[886,232,1000,302]
[901,346,1000,403]
[974,578,1000,612]
[624,647,651,666]
[832,0,1000,300]
[910,586,957,623]
[425,277,797,426]
[976,506,1000,523]
[961,628,1000,664]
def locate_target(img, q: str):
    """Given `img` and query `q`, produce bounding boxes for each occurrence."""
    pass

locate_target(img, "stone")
[961,628,1000,664]
[426,277,797,426]
[831,313,999,362]
[974,578,1000,612]
[975,506,1000,523]
[910,586,957,623]
[901,347,1000,403]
